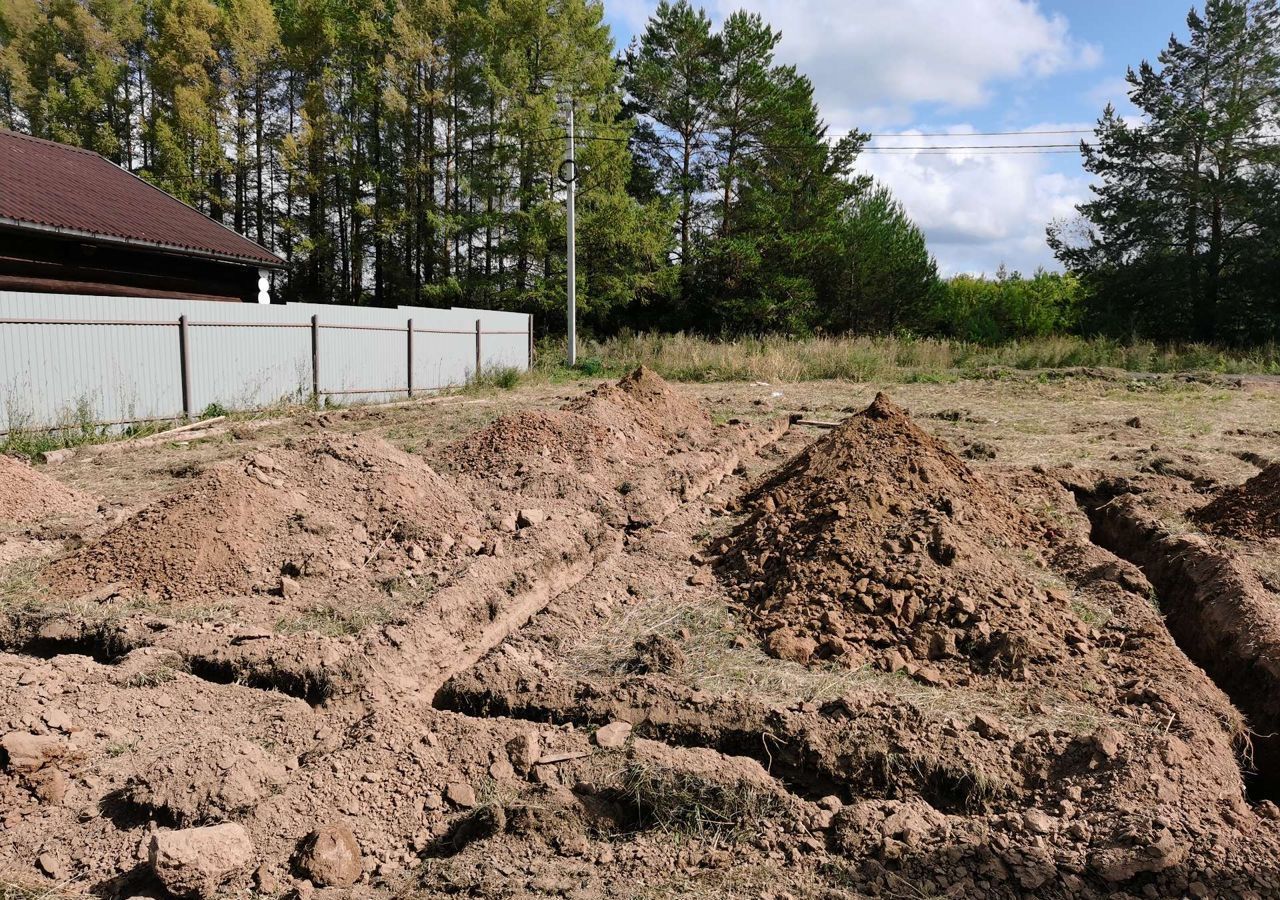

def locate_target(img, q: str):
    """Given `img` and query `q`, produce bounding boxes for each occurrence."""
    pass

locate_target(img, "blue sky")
[603,0,1191,275]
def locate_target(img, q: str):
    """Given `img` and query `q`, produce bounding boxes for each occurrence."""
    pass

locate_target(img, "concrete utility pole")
[565,100,577,367]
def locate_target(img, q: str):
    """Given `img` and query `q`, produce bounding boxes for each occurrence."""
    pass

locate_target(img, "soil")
[47,434,481,612]
[4,369,1280,899]
[1192,462,1280,540]
[0,454,95,525]
[718,392,1090,683]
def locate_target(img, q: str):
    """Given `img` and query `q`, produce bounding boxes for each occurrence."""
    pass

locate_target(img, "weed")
[123,665,180,688]
[201,402,230,419]
[613,760,788,838]
[1071,599,1113,628]
[275,603,396,637]
[466,366,523,392]
[576,357,605,377]
[105,740,137,758]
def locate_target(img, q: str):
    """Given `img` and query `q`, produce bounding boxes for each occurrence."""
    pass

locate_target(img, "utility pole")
[565,100,577,367]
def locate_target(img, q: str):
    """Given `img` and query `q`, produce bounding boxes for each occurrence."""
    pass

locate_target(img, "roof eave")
[0,216,287,269]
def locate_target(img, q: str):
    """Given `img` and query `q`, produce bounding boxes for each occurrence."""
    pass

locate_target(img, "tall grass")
[538,333,1280,383]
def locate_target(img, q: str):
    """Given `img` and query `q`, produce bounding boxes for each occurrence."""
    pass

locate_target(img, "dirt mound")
[565,366,712,445]
[1192,462,1280,540]
[48,435,478,604]
[720,393,1081,682]
[443,409,630,477]
[0,455,94,525]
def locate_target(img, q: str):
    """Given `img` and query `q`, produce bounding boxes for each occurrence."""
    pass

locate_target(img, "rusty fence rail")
[0,292,533,434]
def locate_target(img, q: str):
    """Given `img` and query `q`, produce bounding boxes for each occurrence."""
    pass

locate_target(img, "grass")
[274,602,397,637]
[613,759,789,839]
[465,365,524,392]
[536,332,1280,384]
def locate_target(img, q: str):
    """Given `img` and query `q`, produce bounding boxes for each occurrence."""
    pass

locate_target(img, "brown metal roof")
[0,129,284,268]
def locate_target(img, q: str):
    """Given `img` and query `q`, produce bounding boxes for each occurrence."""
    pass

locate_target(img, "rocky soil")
[3,370,1280,899]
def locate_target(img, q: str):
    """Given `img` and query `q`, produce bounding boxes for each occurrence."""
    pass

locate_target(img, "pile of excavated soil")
[720,394,1095,683]
[442,409,633,478]
[564,365,713,446]
[1192,462,1280,540]
[0,455,94,525]
[442,368,721,517]
[48,435,479,605]
[446,367,711,482]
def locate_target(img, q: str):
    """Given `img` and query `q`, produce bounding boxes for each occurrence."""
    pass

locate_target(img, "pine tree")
[622,0,719,292]
[1050,0,1280,343]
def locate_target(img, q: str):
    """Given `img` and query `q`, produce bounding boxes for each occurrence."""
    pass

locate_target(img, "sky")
[603,0,1191,276]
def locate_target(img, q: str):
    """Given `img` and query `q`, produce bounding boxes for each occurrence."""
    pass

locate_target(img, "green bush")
[935,269,1081,344]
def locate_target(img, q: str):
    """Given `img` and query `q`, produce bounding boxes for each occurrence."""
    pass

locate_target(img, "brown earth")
[4,370,1280,899]
[0,454,95,525]
[46,435,480,610]
[719,392,1088,684]
[1192,462,1280,541]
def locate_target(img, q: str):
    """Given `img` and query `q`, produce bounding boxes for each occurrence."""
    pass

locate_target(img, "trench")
[0,614,332,706]
[1074,485,1280,801]
[433,676,1009,813]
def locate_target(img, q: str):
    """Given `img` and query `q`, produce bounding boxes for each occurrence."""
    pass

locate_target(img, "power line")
[863,128,1094,137]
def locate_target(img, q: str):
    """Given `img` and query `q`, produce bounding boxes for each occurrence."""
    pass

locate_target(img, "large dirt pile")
[720,393,1083,682]
[444,368,714,499]
[564,365,713,446]
[0,455,94,525]
[49,435,478,604]
[443,409,634,478]
[1192,462,1280,540]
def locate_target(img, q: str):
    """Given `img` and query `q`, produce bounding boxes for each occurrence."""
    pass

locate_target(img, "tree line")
[4,0,1274,347]
[0,0,956,335]
[1051,0,1280,345]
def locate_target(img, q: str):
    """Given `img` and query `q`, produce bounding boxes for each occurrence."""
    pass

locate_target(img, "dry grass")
[539,332,1280,384]
[564,592,1119,739]
[611,759,790,839]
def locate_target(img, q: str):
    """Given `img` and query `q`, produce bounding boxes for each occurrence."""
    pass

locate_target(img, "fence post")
[406,318,414,398]
[310,314,320,405]
[178,314,192,419]
[527,314,534,371]
[475,318,483,381]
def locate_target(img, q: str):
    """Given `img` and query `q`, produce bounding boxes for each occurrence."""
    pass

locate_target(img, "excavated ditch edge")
[0,417,792,709]
[1076,487,1280,799]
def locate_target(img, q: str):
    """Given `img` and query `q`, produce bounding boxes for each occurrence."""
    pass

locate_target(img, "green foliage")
[813,181,942,334]
[935,268,1082,344]
[1050,0,1280,345]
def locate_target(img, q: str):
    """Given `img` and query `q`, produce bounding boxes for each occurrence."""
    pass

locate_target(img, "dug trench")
[1074,478,1280,801]
[437,394,1280,895]
[0,370,790,710]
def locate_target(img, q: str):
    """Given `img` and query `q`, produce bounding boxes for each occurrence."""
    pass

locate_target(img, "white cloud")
[705,0,1101,127]
[610,1,1103,274]
[697,1,1103,273]
[857,126,1094,275]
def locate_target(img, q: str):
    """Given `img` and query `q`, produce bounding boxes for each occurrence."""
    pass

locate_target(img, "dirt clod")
[593,721,632,749]
[296,824,362,887]
[446,782,477,808]
[149,823,254,899]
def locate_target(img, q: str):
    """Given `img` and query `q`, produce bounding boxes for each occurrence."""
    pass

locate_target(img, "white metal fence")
[0,291,533,434]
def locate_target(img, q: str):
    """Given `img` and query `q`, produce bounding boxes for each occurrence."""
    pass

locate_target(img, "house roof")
[0,129,284,268]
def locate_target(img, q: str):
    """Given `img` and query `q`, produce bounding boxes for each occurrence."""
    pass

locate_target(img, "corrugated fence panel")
[186,307,315,413]
[0,293,183,432]
[289,303,413,405]
[0,293,532,433]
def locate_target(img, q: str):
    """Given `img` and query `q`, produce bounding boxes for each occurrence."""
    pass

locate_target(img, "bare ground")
[1,369,1279,900]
